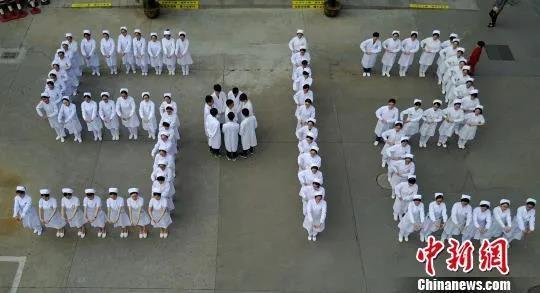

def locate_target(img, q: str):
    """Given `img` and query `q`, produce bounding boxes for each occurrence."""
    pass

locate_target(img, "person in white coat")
[298,132,317,154]
[437,99,464,148]
[132,29,149,76]
[139,92,157,139]
[227,87,242,113]
[65,33,83,77]
[393,175,418,219]
[298,164,323,193]
[98,92,120,140]
[507,198,536,243]
[36,94,65,142]
[160,93,178,116]
[384,136,410,170]
[293,84,314,109]
[161,29,176,75]
[83,189,107,238]
[419,30,442,77]
[153,148,176,175]
[458,105,485,149]
[388,154,415,198]
[380,30,401,77]
[303,193,326,242]
[80,30,100,76]
[293,71,313,92]
[152,175,175,212]
[437,38,460,84]
[291,47,310,78]
[81,92,103,141]
[159,105,180,141]
[421,193,447,241]
[441,194,472,241]
[298,146,321,172]
[117,26,136,74]
[44,78,63,104]
[238,93,254,123]
[289,29,308,55]
[419,99,443,148]
[116,88,140,140]
[127,189,150,239]
[175,31,193,76]
[148,33,163,75]
[296,118,318,141]
[205,108,221,157]
[100,30,117,75]
[61,188,85,237]
[398,31,420,77]
[462,200,492,241]
[293,60,312,82]
[380,122,404,167]
[211,84,227,124]
[107,187,131,238]
[239,108,258,158]
[488,199,512,239]
[359,32,381,77]
[58,97,82,143]
[223,112,240,161]
[398,194,424,242]
[38,189,66,237]
[295,99,315,130]
[373,98,399,145]
[13,186,42,235]
[151,132,176,157]
[400,99,423,137]
[148,190,173,238]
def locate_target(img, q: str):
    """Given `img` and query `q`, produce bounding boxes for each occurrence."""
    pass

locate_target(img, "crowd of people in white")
[289,30,327,242]
[372,30,485,150]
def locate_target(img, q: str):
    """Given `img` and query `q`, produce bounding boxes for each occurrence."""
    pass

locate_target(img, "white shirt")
[515,206,535,231]
[493,206,512,228]
[472,207,491,229]
[81,100,99,122]
[13,195,33,217]
[428,201,448,222]
[394,182,418,201]
[99,100,116,121]
[450,202,473,226]
[375,106,399,124]
[106,197,125,210]
[36,101,59,118]
[288,36,308,53]
[39,197,58,209]
[83,196,102,208]
[298,153,322,170]
[406,202,425,224]
[117,34,133,54]
[61,196,80,209]
[127,197,144,209]
[149,197,168,210]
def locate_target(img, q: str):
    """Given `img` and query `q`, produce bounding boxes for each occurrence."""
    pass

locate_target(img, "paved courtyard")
[1,1,540,292]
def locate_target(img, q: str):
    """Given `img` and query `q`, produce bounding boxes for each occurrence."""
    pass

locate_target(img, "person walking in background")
[489,0,507,28]
[468,41,485,75]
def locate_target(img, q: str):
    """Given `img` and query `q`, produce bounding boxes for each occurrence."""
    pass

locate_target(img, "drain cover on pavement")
[0,48,25,64]
[485,44,515,61]
[376,173,392,190]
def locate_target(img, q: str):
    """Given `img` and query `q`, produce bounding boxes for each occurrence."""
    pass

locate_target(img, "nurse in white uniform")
[36,93,65,142]
[80,30,100,76]
[83,189,107,238]
[147,32,163,75]
[132,29,149,76]
[38,189,66,237]
[106,187,131,238]
[421,193,447,241]
[398,194,424,242]
[116,88,140,140]
[127,189,150,239]
[488,199,512,239]
[99,92,120,140]
[61,188,85,238]
[380,30,401,77]
[139,92,157,139]
[58,97,83,143]
[148,189,173,238]
[161,29,177,75]
[13,186,42,235]
[288,29,308,55]
[81,92,103,141]
[392,175,418,219]
[418,30,441,77]
[462,200,492,241]
[117,26,136,74]
[397,31,420,77]
[175,31,193,76]
[441,194,472,241]
[419,99,443,148]
[303,193,327,242]
[507,198,536,243]
[100,30,117,75]
[458,105,485,149]
[400,99,423,137]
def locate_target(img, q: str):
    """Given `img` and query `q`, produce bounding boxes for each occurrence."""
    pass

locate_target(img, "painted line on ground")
[159,0,199,9]
[292,0,323,9]
[71,2,112,8]
[409,3,449,9]
[0,256,27,293]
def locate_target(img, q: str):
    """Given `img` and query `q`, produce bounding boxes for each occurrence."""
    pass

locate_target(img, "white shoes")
[398,235,403,242]
[362,72,367,77]
[420,234,425,242]
[98,231,102,237]
[120,232,128,238]
[391,194,395,199]
[55,136,61,141]
[60,137,65,143]
[101,232,106,238]
[458,145,465,149]
[367,72,371,77]
[308,235,312,241]
[133,134,138,140]
[373,140,379,146]
[159,232,164,238]
[442,143,447,148]
[405,236,409,242]
[143,232,147,238]
[80,233,85,239]
[163,232,168,238]
[381,161,386,168]
[139,233,143,239]
[77,231,82,236]
[312,235,317,242]
[437,142,442,147]
[128,134,133,140]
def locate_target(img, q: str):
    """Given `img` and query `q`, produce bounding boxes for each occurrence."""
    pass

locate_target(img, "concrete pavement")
[1,1,540,292]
